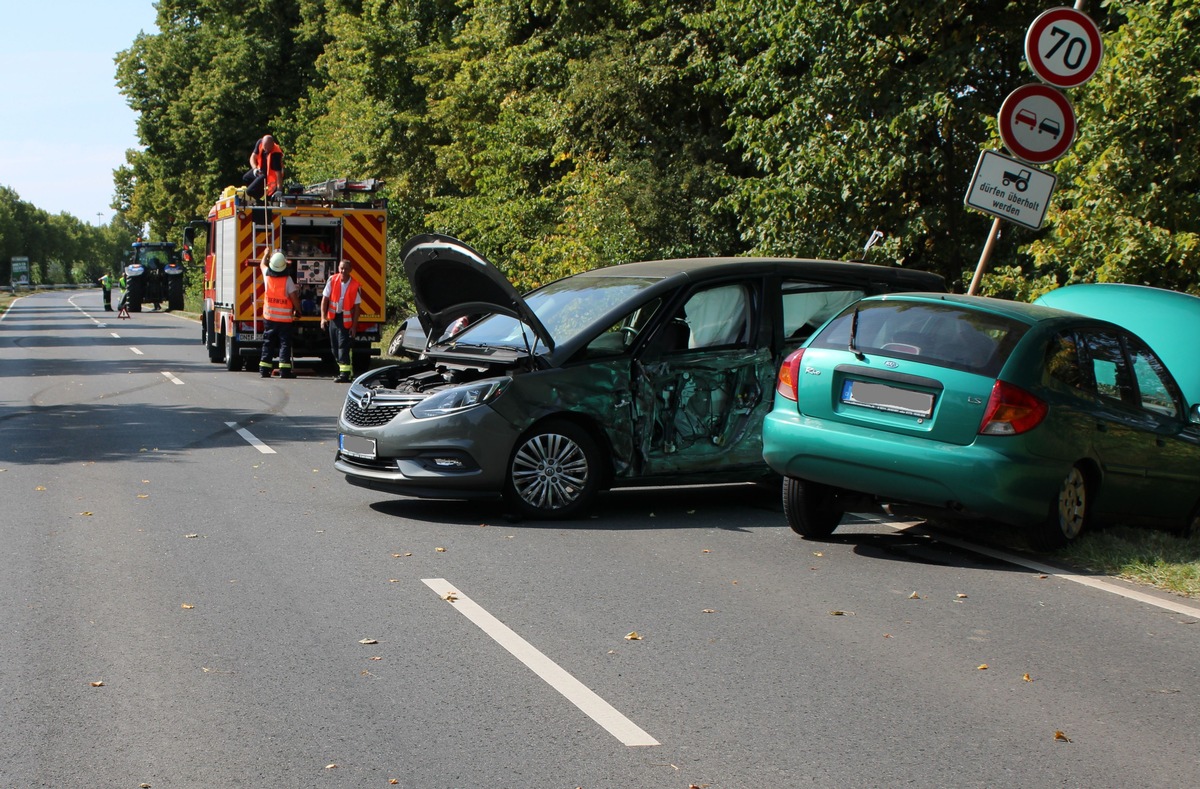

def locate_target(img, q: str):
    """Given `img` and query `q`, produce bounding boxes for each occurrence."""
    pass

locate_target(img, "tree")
[115,0,331,240]
[708,0,1051,288]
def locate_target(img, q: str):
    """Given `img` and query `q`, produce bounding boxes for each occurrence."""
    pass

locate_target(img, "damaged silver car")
[335,234,944,518]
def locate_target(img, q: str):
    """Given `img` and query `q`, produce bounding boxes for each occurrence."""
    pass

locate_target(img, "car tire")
[782,476,843,539]
[505,419,602,520]
[387,325,406,357]
[1033,464,1090,550]
[225,329,243,372]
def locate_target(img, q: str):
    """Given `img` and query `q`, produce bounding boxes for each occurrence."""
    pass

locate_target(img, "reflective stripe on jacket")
[325,274,360,328]
[264,275,294,323]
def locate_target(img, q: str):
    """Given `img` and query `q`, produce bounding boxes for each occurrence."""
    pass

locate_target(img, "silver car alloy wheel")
[510,431,590,512]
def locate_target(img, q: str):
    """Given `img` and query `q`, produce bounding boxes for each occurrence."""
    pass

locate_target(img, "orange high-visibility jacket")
[252,136,284,196]
[325,274,361,328]
[264,274,294,322]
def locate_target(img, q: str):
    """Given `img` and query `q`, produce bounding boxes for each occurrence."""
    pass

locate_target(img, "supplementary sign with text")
[964,149,1057,231]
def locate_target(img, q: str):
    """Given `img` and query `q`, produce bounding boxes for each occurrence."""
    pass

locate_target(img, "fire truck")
[193,179,387,374]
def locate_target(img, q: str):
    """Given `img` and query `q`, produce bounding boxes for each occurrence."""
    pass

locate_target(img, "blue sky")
[0,1,159,225]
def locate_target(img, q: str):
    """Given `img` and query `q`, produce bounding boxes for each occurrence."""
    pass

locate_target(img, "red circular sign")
[1025,7,1103,88]
[999,84,1077,164]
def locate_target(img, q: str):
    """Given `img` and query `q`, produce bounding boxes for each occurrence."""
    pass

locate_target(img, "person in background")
[320,258,362,383]
[259,248,300,379]
[97,272,113,311]
[242,134,284,200]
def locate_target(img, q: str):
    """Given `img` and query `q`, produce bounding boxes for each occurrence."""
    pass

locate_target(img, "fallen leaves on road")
[185,534,198,539]
[956,593,968,599]
[35,486,45,491]
[325,763,338,769]
[909,591,921,599]
[977,664,989,670]
[1023,673,1033,682]
[702,609,716,614]
[358,638,378,645]
[829,610,855,616]
[137,494,149,499]
[180,603,194,610]
[79,512,92,516]
[625,632,642,640]
[90,680,105,687]
[1054,730,1072,743]
[443,592,459,602]
[436,547,446,553]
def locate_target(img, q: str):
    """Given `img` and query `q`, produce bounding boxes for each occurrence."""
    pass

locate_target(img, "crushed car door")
[631,281,773,477]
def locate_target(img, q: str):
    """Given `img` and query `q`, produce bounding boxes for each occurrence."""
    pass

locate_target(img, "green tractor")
[121,241,185,312]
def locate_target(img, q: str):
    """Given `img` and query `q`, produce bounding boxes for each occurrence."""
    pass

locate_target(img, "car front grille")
[342,397,418,427]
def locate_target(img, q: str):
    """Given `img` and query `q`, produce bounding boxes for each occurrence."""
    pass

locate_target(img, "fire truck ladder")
[250,208,279,340]
[302,178,383,199]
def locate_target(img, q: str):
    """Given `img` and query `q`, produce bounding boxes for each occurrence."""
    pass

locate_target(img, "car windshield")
[440,275,662,353]
[810,300,1029,377]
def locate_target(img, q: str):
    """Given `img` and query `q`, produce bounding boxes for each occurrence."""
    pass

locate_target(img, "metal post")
[967,218,1002,296]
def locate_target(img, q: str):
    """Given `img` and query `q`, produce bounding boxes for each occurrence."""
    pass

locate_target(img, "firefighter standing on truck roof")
[259,249,300,379]
[243,134,284,200]
[320,259,362,383]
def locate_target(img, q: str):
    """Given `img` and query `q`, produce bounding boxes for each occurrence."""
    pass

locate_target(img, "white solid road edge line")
[421,578,660,747]
[224,421,277,454]
[872,517,1200,618]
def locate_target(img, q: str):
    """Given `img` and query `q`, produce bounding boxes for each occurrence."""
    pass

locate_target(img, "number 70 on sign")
[1025,6,1103,89]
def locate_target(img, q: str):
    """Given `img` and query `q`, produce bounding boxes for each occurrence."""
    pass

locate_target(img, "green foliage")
[709,0,1051,284]
[1026,0,1200,293]
[73,0,1200,311]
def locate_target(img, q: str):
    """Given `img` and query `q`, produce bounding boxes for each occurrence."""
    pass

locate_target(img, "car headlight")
[410,378,511,419]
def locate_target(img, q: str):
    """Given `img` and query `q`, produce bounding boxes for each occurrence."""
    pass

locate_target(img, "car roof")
[860,292,1077,325]
[575,256,946,291]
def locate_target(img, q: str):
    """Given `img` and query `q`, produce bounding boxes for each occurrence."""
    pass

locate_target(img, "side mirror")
[1189,403,1200,425]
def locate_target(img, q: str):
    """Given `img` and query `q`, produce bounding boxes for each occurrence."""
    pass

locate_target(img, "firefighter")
[259,249,300,379]
[320,259,362,383]
[97,272,113,311]
[242,134,284,200]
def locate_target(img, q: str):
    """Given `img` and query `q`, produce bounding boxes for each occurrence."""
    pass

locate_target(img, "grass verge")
[1055,526,1200,598]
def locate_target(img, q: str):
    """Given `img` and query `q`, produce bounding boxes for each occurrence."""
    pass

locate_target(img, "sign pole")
[967,218,1002,296]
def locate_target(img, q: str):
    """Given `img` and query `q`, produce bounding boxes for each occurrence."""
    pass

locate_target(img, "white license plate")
[339,433,377,459]
[842,380,934,418]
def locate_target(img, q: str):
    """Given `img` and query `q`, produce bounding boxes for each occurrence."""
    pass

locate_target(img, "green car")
[761,293,1200,548]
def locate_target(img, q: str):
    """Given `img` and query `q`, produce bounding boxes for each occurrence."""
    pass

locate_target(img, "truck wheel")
[127,276,144,312]
[166,276,185,311]
[205,313,223,363]
[224,329,243,372]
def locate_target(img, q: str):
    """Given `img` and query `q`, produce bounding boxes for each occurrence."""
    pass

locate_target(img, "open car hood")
[401,234,555,353]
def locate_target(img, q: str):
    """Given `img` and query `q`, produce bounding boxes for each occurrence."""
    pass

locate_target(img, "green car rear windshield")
[810,300,1029,377]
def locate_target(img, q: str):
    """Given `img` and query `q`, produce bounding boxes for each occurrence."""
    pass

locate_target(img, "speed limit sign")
[1025,7,1103,88]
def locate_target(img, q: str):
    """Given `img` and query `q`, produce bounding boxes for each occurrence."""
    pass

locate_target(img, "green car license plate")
[339,433,376,459]
[841,379,934,418]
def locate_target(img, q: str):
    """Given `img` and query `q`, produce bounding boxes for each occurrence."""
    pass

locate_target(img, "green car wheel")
[782,476,844,539]
[1033,464,1091,550]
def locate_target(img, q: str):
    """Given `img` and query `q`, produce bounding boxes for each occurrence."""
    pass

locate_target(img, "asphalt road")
[3,288,1199,788]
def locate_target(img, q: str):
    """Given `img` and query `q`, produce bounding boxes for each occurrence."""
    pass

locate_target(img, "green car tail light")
[978,380,1048,436]
[777,349,805,401]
